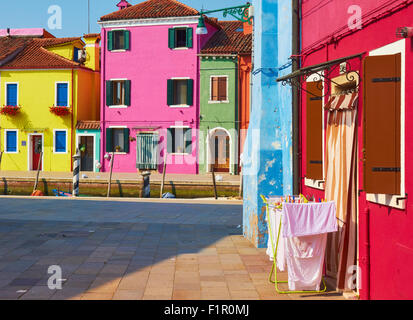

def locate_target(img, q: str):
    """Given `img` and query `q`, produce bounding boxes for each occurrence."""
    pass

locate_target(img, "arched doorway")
[208,128,231,173]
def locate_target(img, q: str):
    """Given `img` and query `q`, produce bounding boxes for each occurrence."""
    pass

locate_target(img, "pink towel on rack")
[282,201,338,238]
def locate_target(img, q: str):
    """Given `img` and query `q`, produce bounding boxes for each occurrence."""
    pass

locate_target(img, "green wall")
[199,56,238,174]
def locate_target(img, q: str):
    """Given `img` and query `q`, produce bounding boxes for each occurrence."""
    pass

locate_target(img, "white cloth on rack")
[266,206,286,271]
[285,233,327,291]
[282,201,337,238]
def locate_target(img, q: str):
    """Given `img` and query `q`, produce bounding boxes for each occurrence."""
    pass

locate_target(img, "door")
[79,136,94,171]
[31,135,42,171]
[212,131,230,172]
[137,133,159,170]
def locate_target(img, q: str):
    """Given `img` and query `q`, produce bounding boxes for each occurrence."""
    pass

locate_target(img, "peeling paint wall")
[242,0,293,248]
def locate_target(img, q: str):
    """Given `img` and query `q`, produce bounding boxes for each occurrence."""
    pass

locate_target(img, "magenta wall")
[300,1,413,299]
[100,21,217,174]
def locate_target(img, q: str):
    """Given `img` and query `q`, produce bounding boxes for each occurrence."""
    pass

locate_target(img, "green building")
[198,21,251,175]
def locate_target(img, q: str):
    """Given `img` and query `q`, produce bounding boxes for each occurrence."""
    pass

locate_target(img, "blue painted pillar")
[242,0,293,248]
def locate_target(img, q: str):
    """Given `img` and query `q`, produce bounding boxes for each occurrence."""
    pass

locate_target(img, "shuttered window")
[306,81,324,180]
[107,30,130,51]
[6,83,18,106]
[106,128,130,153]
[136,133,159,170]
[54,130,67,153]
[363,53,401,195]
[5,130,17,153]
[106,80,131,106]
[168,27,193,49]
[167,128,192,154]
[211,76,228,101]
[56,83,69,107]
[166,79,193,106]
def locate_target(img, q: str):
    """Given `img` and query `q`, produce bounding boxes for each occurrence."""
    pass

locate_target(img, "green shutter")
[124,80,131,106]
[167,128,173,153]
[186,79,194,106]
[106,128,113,152]
[184,128,192,154]
[107,31,113,51]
[167,79,174,105]
[124,30,130,50]
[168,28,175,49]
[186,27,193,48]
[106,81,112,106]
[123,128,130,153]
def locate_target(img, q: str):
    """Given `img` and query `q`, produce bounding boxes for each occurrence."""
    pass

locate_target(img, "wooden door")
[80,136,94,171]
[31,135,42,170]
[213,135,230,172]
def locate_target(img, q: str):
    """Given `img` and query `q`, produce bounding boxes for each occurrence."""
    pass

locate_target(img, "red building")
[279,0,413,299]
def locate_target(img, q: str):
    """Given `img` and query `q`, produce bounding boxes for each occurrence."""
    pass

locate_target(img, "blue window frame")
[6,84,18,106]
[5,130,17,153]
[56,83,68,107]
[54,130,67,153]
[73,47,80,62]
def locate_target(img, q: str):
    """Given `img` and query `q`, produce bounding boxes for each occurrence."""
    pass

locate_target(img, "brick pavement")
[0,197,345,300]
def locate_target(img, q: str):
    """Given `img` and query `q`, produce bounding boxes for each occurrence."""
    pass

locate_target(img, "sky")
[0,0,248,38]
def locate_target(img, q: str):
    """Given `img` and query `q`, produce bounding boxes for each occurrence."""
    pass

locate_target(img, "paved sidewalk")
[0,197,344,300]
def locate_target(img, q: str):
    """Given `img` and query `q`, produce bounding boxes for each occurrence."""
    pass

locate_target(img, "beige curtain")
[324,93,358,291]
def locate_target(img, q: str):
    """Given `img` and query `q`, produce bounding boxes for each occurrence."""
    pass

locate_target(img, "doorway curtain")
[324,92,358,291]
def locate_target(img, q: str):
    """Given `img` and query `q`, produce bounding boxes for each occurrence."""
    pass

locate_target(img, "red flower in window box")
[50,105,71,116]
[0,105,21,116]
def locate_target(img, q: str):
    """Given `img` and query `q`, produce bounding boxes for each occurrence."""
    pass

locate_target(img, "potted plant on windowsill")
[0,105,21,116]
[115,145,122,152]
[49,105,71,116]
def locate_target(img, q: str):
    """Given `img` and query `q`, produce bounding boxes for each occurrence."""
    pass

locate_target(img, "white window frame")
[108,78,129,108]
[108,125,128,154]
[209,75,230,104]
[366,39,406,210]
[172,26,190,50]
[4,129,18,154]
[110,28,128,52]
[169,77,191,108]
[55,81,70,107]
[304,72,325,190]
[53,129,68,154]
[168,125,191,155]
[5,82,19,106]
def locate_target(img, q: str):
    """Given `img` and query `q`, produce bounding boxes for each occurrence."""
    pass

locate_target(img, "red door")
[31,135,42,170]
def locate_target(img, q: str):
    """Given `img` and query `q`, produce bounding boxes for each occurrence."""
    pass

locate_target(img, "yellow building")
[0,31,100,172]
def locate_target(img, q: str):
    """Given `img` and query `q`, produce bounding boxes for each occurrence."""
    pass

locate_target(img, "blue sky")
[0,0,248,37]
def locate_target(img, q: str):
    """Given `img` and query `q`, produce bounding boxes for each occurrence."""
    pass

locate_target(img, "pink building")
[98,0,218,174]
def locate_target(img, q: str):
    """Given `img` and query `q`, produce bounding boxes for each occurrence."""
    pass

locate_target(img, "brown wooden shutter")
[363,53,401,195]
[211,77,218,101]
[306,81,323,180]
[218,77,227,101]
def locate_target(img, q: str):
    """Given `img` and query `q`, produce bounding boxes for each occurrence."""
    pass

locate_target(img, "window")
[106,80,131,107]
[168,27,193,49]
[6,83,18,106]
[106,127,130,153]
[107,30,130,51]
[56,83,69,107]
[363,53,401,195]
[73,47,80,62]
[5,130,18,153]
[167,79,193,106]
[305,80,323,181]
[136,133,159,170]
[167,127,192,154]
[210,76,228,102]
[54,130,67,153]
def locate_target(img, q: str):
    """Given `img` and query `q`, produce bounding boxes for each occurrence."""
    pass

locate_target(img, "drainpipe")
[71,68,74,171]
[361,206,371,300]
[292,0,300,195]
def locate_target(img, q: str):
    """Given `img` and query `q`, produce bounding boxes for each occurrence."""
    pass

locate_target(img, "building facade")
[0,31,100,172]
[98,0,218,174]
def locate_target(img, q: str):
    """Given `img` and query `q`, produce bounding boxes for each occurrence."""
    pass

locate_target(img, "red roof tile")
[100,0,199,21]
[201,21,252,55]
[0,37,89,70]
[0,37,31,64]
[76,121,100,130]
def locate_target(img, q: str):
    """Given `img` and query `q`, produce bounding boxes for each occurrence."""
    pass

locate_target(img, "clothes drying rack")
[261,195,327,294]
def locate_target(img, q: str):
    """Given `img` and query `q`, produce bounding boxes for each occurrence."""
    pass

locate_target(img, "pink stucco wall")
[300,0,413,299]
[100,20,218,174]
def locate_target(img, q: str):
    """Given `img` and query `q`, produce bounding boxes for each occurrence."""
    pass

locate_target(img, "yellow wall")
[47,41,84,62]
[0,68,99,172]
[84,37,100,72]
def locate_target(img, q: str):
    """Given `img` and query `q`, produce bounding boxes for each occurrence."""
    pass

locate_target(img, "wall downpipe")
[292,0,301,195]
[362,206,371,300]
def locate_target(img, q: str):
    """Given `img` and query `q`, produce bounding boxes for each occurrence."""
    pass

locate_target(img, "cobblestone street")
[0,197,344,300]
